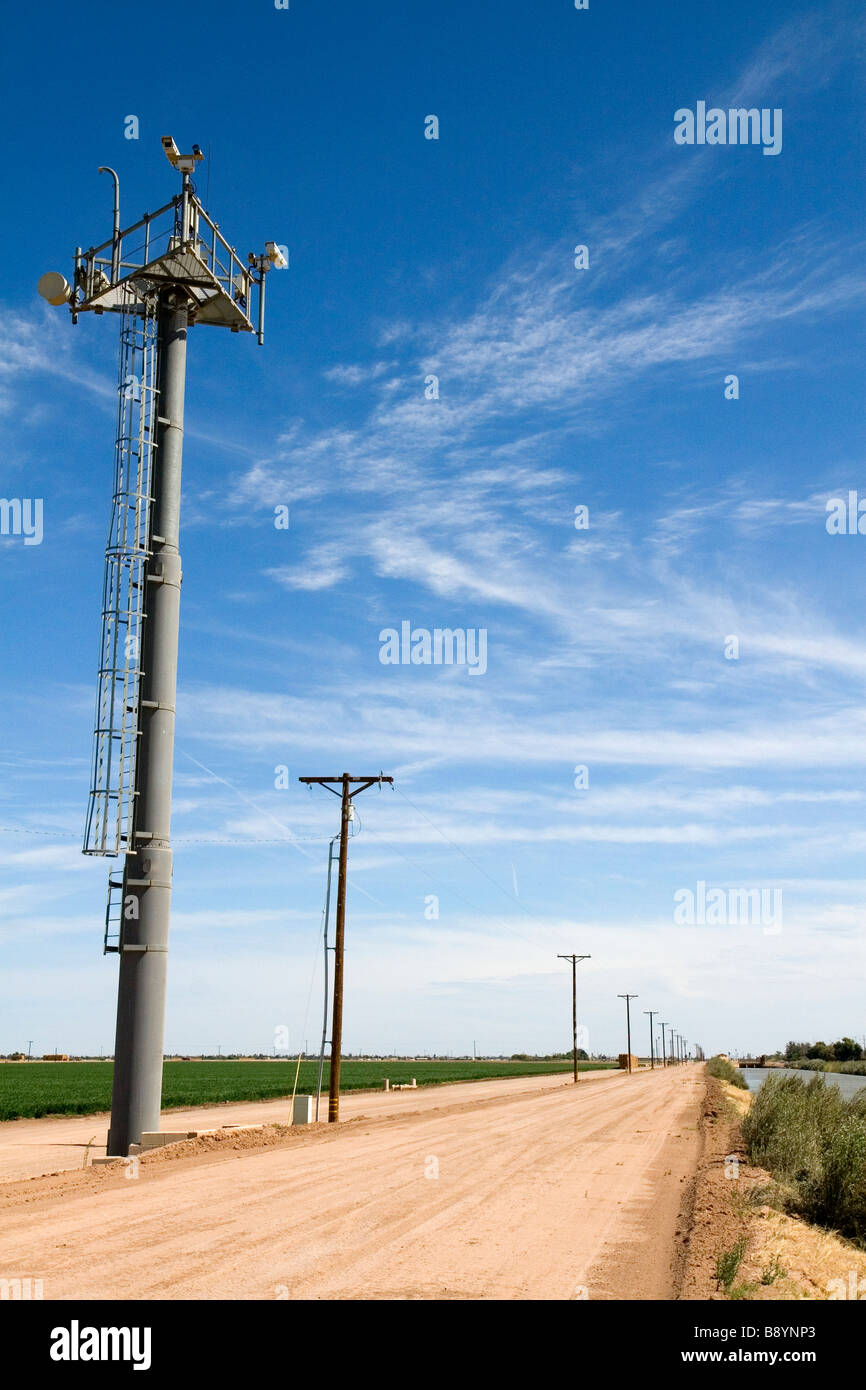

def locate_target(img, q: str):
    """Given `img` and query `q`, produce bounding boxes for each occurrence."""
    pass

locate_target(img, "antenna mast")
[39,138,285,1154]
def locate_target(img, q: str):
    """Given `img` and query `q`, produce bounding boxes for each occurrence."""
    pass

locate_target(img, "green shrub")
[706,1055,748,1089]
[801,1118,866,1242]
[715,1236,748,1289]
[742,1072,866,1247]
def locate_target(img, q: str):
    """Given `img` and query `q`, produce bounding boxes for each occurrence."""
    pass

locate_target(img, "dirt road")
[0,1068,613,1183]
[0,1065,702,1299]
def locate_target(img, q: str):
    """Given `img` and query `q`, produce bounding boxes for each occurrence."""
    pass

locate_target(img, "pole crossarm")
[300,775,393,800]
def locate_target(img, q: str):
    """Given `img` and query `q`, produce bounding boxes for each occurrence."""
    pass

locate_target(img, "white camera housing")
[265,242,288,270]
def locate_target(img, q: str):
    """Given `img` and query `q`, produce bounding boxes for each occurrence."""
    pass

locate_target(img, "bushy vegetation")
[789,1058,866,1076]
[706,1055,749,1089]
[715,1236,748,1291]
[785,1038,864,1063]
[743,1073,866,1246]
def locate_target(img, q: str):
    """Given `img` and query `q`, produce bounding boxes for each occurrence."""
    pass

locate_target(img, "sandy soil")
[0,1065,702,1300]
[0,1068,613,1184]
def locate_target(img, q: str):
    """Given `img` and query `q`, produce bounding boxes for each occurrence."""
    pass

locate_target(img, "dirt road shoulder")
[681,1074,866,1301]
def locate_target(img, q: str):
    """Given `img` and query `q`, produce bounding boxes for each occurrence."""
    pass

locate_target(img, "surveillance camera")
[265,241,288,270]
[161,135,180,165]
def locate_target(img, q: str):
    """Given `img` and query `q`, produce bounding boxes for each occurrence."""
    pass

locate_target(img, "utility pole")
[618,994,638,1073]
[644,1010,658,1069]
[41,138,284,1155]
[299,774,393,1121]
[660,1022,669,1067]
[558,954,591,1082]
[316,834,338,1122]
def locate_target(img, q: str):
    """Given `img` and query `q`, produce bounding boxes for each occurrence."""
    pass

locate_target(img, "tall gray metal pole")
[107,291,187,1155]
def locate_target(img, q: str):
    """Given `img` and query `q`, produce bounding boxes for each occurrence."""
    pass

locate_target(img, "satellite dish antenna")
[37,271,71,306]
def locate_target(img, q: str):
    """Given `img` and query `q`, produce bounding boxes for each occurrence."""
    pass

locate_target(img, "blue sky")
[1,0,865,1059]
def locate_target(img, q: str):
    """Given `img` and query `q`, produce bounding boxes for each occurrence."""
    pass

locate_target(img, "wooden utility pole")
[618,994,638,1073]
[557,954,590,1082]
[644,1009,658,1069]
[299,774,393,1121]
[660,1022,668,1068]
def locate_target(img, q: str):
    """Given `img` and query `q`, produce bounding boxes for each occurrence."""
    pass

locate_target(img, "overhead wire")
[391,784,538,921]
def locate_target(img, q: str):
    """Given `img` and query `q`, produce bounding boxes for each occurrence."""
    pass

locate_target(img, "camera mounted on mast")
[37,136,285,344]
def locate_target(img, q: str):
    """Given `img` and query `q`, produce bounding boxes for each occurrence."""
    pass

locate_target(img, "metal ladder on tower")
[83,299,159,953]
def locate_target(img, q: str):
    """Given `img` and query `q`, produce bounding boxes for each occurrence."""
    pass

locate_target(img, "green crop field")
[0,1058,616,1121]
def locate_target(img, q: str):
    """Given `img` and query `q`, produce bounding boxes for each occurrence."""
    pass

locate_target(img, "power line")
[358,823,506,921]
[392,785,536,919]
[180,750,317,862]
[0,825,331,845]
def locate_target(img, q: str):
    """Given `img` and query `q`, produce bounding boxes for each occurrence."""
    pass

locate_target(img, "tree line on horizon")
[784,1038,864,1062]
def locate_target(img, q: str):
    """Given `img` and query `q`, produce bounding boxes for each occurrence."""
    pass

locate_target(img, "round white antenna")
[38,272,71,306]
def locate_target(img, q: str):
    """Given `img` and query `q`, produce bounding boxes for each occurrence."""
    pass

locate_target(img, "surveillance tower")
[39,138,285,1154]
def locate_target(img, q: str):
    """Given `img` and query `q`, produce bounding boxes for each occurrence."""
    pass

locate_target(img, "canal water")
[743,1066,866,1099]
